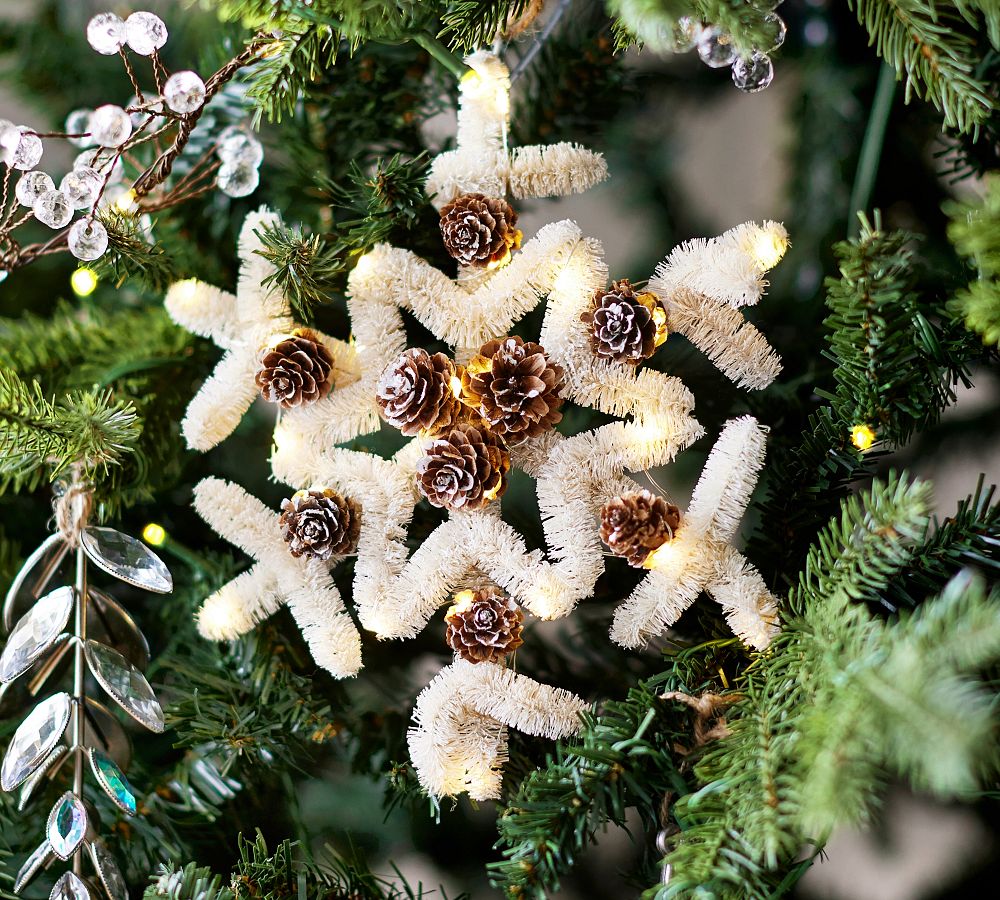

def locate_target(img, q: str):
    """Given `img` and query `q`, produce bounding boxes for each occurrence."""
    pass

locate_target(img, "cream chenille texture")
[165,50,787,799]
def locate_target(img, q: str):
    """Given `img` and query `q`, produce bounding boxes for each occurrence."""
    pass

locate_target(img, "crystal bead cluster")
[0,9,263,273]
[652,9,786,93]
[0,486,172,900]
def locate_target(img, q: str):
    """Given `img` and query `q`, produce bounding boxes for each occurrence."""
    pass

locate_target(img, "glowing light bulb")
[450,375,464,399]
[750,227,788,270]
[643,540,677,570]
[142,523,166,546]
[850,424,876,451]
[448,590,477,618]
[172,278,199,305]
[353,252,375,278]
[114,188,137,212]
[70,267,99,296]
[460,69,482,89]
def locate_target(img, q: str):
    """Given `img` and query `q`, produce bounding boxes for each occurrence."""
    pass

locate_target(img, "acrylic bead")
[732,52,775,93]
[15,171,54,207]
[763,13,787,51]
[75,149,124,183]
[33,189,73,229]
[68,219,109,261]
[218,160,260,198]
[90,106,132,148]
[86,13,126,55]
[216,127,264,168]
[60,167,104,210]
[125,12,168,56]
[1,127,43,171]
[163,71,206,115]
[697,27,737,69]
[65,109,95,148]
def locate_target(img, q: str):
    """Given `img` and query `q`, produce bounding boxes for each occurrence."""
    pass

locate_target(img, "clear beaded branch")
[0,10,268,276]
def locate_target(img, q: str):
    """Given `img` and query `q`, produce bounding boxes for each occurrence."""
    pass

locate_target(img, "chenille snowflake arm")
[647,221,789,389]
[425,50,607,208]
[163,208,360,452]
[191,477,363,678]
[609,416,780,651]
[407,658,587,801]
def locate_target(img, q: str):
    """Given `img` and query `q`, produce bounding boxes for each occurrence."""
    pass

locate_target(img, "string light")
[448,589,476,618]
[449,375,464,399]
[353,252,375,278]
[70,267,98,296]
[643,539,677,570]
[850,423,876,451]
[142,522,167,546]
[750,227,788,270]
[114,188,138,212]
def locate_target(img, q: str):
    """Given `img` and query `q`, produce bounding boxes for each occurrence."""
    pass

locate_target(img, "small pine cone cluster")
[445,586,524,664]
[600,490,681,568]
[582,279,663,365]
[461,336,565,439]
[376,348,463,436]
[256,330,334,408]
[417,423,510,511]
[439,192,522,268]
[279,489,361,560]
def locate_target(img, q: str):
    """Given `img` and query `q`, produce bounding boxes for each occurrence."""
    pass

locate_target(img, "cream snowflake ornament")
[425,50,608,208]
[609,415,780,651]
[164,209,357,451]
[190,477,363,678]
[407,658,587,801]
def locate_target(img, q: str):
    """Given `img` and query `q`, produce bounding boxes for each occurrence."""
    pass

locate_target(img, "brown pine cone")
[445,586,524,664]
[600,490,681,568]
[461,336,565,439]
[439,193,522,268]
[416,423,509,511]
[279,489,361,560]
[256,330,334,409]
[376,349,462,436]
[582,279,663,365]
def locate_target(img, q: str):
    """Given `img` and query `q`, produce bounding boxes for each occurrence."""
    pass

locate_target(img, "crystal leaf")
[0,586,74,683]
[4,533,70,630]
[89,840,127,900]
[84,641,164,732]
[50,872,92,900]
[14,839,53,892]
[89,587,151,670]
[1,691,72,790]
[81,527,172,593]
[19,742,69,810]
[79,697,132,769]
[89,747,136,815]
[47,791,88,859]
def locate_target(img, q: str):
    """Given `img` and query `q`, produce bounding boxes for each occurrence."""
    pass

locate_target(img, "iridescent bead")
[164,71,206,114]
[1,127,43,170]
[218,160,260,198]
[732,52,775,93]
[86,13,126,55]
[90,106,132,148]
[33,189,73,229]
[697,26,737,69]
[68,220,109,261]
[15,171,54,207]
[65,109,95,148]
[125,12,168,56]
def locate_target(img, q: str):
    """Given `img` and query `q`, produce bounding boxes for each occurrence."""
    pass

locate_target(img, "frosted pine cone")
[417,423,509,511]
[461,336,565,439]
[256,330,334,408]
[439,193,521,268]
[279,489,361,560]
[600,490,681,568]
[445,586,524,664]
[582,279,661,365]
[376,348,462,436]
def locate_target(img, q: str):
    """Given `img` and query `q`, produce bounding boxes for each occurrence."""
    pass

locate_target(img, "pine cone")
[445,586,524,664]
[600,490,681,568]
[416,423,509,511]
[461,336,565,439]
[582,279,662,365]
[439,193,522,268]
[376,348,462,436]
[256,330,334,409]
[279,489,361,560]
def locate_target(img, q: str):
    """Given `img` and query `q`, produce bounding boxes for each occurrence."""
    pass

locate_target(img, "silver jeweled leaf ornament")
[1,691,72,791]
[49,872,92,900]
[84,640,165,732]
[46,791,88,859]
[0,586,74,683]
[81,526,173,593]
